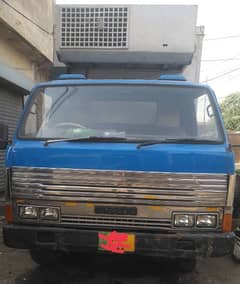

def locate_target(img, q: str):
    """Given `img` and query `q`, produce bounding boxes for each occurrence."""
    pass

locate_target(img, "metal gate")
[0,85,23,192]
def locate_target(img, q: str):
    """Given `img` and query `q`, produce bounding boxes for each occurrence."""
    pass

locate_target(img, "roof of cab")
[31,73,209,90]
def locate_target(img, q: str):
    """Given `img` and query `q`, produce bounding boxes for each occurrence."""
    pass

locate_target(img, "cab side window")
[195,94,218,139]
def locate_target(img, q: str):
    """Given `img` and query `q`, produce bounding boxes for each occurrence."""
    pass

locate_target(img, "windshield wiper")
[44,136,133,146]
[137,138,222,149]
[44,136,221,148]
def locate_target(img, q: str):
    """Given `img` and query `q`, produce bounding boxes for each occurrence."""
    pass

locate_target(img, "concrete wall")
[0,0,54,87]
[0,1,54,193]
[0,24,34,83]
[0,0,53,61]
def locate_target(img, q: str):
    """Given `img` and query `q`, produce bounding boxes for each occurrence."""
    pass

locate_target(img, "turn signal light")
[4,203,13,224]
[223,213,232,232]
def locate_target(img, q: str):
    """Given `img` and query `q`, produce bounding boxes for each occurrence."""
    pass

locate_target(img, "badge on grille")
[95,206,137,216]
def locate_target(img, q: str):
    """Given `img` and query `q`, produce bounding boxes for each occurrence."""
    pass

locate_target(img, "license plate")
[98,231,135,254]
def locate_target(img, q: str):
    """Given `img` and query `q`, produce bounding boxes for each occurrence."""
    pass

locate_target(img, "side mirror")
[0,123,8,150]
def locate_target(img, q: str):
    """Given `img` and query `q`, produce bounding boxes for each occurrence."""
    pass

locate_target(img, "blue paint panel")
[6,141,234,174]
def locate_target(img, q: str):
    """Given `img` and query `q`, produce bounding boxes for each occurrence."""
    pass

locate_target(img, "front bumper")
[3,224,234,258]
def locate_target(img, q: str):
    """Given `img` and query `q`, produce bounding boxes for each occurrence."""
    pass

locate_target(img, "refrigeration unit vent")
[60,7,129,49]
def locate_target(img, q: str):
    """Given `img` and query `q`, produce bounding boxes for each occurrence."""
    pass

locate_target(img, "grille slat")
[12,171,227,190]
[12,167,228,207]
[61,215,172,230]
[13,194,226,206]
[14,183,227,195]
[60,7,129,49]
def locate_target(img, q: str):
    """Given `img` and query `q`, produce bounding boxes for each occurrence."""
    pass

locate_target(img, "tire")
[232,237,240,263]
[176,258,197,273]
[30,249,64,266]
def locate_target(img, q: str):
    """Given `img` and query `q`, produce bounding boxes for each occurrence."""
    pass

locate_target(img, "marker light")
[4,203,13,223]
[223,213,232,232]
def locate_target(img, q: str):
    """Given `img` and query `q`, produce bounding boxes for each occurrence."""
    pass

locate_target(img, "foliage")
[220,92,240,131]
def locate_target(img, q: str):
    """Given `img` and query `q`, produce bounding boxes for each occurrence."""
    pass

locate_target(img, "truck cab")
[1,74,235,269]
[0,4,237,271]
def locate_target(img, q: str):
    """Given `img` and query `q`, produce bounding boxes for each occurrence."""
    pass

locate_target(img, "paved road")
[0,222,240,284]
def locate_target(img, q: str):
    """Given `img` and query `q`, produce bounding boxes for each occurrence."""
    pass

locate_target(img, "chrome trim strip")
[12,194,227,206]
[226,174,236,212]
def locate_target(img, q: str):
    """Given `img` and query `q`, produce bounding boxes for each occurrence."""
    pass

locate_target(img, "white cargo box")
[55,5,198,67]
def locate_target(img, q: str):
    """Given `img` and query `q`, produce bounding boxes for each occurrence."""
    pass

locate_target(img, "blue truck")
[0,73,236,270]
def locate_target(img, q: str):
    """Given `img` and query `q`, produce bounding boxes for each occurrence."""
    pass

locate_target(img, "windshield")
[20,85,223,142]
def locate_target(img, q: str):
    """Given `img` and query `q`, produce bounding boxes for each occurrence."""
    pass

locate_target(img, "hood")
[6,140,234,174]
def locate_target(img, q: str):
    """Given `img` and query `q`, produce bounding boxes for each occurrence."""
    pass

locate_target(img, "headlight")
[174,214,194,227]
[196,214,217,228]
[39,207,59,221]
[19,206,38,219]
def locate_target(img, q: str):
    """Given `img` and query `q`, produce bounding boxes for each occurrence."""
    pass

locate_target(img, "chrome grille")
[61,215,172,230]
[12,167,228,207]
[60,6,129,49]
